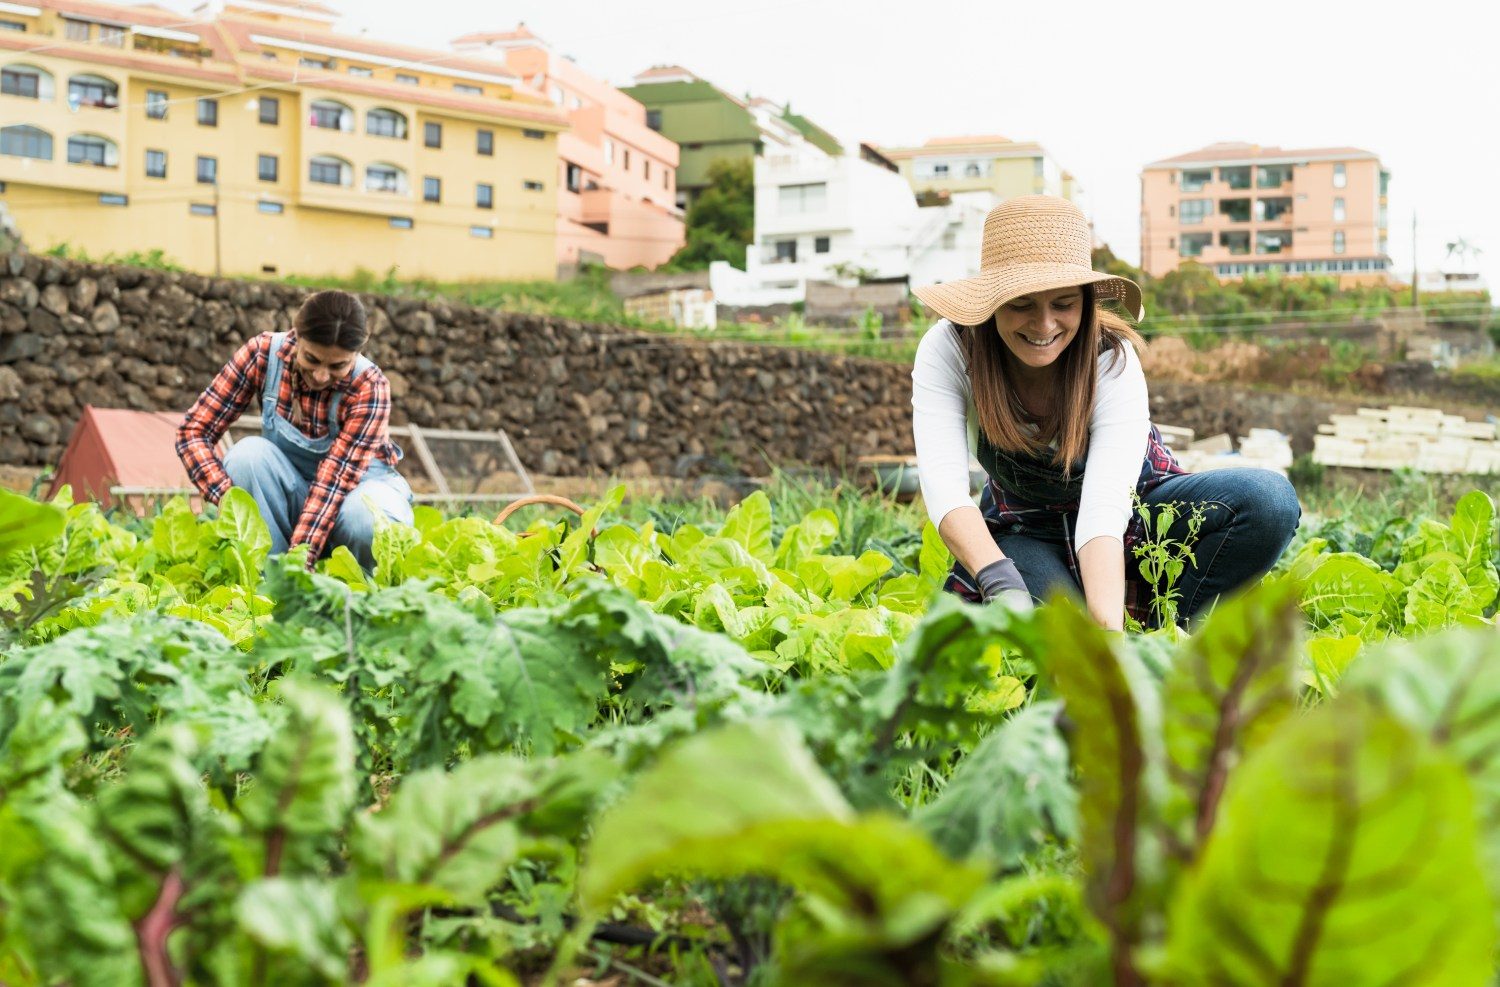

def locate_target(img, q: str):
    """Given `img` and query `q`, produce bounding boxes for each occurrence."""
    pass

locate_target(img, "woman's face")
[293,338,358,390]
[992,287,1084,372]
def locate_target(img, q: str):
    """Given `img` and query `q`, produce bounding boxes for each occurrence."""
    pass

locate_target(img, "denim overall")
[224,332,412,569]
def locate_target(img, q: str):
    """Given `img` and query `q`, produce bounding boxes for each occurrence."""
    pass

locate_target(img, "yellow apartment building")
[874,135,1085,208]
[1140,142,1391,285]
[0,0,568,280]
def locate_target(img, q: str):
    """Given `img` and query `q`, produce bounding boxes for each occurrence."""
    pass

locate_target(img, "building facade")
[876,135,1086,211]
[1140,142,1391,285]
[0,0,567,280]
[619,67,758,213]
[453,25,683,271]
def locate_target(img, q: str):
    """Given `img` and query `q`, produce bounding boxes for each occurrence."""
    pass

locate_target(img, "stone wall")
[0,252,915,475]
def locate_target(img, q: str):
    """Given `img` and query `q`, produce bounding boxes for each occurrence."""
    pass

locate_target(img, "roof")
[781,109,843,156]
[877,137,1045,160]
[46,407,206,509]
[450,23,542,47]
[925,134,1011,146]
[0,31,240,85]
[38,0,207,29]
[236,0,342,17]
[631,64,696,83]
[1145,141,1381,168]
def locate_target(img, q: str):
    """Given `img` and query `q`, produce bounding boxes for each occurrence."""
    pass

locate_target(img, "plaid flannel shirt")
[945,425,1188,626]
[175,331,400,560]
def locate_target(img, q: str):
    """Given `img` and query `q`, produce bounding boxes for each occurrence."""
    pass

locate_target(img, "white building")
[744,144,993,301]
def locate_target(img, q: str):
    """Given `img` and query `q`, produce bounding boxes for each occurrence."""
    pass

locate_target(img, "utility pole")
[1410,212,1418,310]
[213,180,222,278]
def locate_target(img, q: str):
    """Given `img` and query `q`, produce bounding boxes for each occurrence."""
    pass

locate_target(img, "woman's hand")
[975,558,1034,613]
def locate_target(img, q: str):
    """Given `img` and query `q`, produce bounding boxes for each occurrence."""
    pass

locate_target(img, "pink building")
[453,25,685,271]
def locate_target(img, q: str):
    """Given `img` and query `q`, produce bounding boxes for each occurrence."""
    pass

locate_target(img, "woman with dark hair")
[911,195,1300,629]
[176,289,412,569]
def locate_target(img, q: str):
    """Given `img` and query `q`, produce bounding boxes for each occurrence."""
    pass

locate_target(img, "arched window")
[66,133,118,167]
[0,124,52,160]
[308,154,352,187]
[67,73,119,109]
[365,107,407,139]
[1,64,54,101]
[308,99,353,132]
[364,162,407,194]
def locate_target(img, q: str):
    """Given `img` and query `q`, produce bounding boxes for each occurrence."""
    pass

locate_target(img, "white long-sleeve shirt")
[910,320,1151,554]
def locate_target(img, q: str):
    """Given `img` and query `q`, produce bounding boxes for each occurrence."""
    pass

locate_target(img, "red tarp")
[46,407,222,511]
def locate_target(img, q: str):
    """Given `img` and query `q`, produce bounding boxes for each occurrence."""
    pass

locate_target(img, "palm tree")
[1444,237,1482,271]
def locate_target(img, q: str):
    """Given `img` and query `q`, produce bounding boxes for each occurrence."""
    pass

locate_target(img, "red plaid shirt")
[176,331,400,560]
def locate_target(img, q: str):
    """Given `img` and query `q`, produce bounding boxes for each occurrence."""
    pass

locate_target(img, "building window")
[1179,198,1212,224]
[395,73,419,85]
[257,200,283,214]
[1379,170,1390,197]
[423,176,440,202]
[815,236,831,254]
[145,148,166,178]
[2,65,48,100]
[1255,230,1291,254]
[141,89,169,118]
[67,134,116,166]
[1219,166,1251,189]
[309,155,350,186]
[523,128,545,140]
[476,183,493,208]
[477,128,493,155]
[309,99,353,131]
[565,162,581,193]
[603,138,614,164]
[298,56,331,69]
[663,168,670,189]
[1219,230,1250,255]
[1333,163,1347,189]
[63,18,89,41]
[348,66,372,78]
[190,203,215,216]
[774,239,797,263]
[196,155,216,184]
[2,124,52,160]
[259,95,279,125]
[1218,198,1250,222]
[623,148,631,170]
[389,217,413,230]
[99,193,126,205]
[1333,196,1346,222]
[470,225,493,238]
[424,121,441,148]
[778,182,827,215]
[1256,164,1291,188]
[0,19,26,31]
[1179,232,1211,258]
[646,108,662,131]
[257,153,277,182]
[454,82,482,95]
[197,97,217,126]
[366,107,407,139]
[1180,169,1212,192]
[365,163,406,194]
[523,180,543,191]
[1254,196,1292,222]
[1333,230,1346,254]
[68,74,118,109]
[644,160,651,180]
[1168,204,1175,217]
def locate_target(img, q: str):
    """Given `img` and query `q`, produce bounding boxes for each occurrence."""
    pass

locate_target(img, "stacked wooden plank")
[1313,406,1500,474]
[1156,424,1294,475]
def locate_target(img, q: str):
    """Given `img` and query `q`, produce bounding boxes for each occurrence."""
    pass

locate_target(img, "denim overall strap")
[261,332,336,482]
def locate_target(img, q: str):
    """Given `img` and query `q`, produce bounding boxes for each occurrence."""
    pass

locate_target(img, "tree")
[666,157,754,270]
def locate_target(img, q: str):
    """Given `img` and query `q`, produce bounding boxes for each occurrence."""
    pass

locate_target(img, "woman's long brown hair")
[961,284,1144,473]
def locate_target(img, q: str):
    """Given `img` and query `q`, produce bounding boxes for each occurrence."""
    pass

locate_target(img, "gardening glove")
[975,559,1034,613]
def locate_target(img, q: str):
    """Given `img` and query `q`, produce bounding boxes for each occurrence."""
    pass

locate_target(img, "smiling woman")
[910,195,1301,630]
[175,290,414,571]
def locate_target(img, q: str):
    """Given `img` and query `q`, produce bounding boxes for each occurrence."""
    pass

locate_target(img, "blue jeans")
[222,436,414,570]
[998,467,1302,622]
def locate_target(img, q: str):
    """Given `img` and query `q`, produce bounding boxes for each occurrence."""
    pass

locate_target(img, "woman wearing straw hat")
[911,195,1300,629]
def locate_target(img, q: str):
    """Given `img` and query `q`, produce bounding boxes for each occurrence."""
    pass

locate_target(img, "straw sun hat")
[913,195,1144,326]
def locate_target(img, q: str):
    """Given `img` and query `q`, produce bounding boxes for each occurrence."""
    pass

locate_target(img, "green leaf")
[237,680,357,875]
[579,718,853,912]
[774,508,839,570]
[0,487,66,559]
[1160,578,1301,858]
[1299,553,1401,634]
[720,488,774,564]
[1403,557,1482,631]
[213,487,272,559]
[320,545,369,589]
[913,701,1077,867]
[236,876,352,980]
[796,550,893,602]
[1302,635,1362,696]
[1164,701,1494,986]
[1449,490,1499,610]
[149,497,202,567]
[1342,626,1500,906]
[1040,599,1161,964]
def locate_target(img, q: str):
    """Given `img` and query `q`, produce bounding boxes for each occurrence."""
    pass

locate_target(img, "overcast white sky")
[172,0,1500,294]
